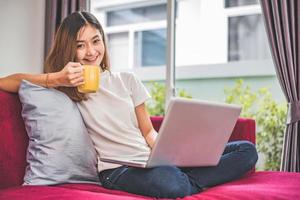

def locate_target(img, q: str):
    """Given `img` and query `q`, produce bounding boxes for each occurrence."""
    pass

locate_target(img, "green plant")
[146,82,192,116]
[224,79,287,170]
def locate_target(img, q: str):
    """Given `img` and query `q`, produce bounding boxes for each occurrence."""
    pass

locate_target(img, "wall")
[0,0,45,76]
[144,75,285,104]
[175,76,285,102]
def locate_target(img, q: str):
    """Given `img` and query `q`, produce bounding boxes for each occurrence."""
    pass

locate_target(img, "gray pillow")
[18,80,99,185]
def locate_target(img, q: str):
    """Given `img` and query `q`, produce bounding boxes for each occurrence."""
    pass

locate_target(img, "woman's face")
[75,24,105,66]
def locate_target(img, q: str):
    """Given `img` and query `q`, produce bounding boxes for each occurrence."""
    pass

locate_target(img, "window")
[225,0,259,8]
[228,14,270,61]
[134,28,166,67]
[103,3,167,69]
[107,4,167,26]
[225,2,271,62]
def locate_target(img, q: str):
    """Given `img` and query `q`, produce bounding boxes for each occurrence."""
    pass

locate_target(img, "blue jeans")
[99,140,258,198]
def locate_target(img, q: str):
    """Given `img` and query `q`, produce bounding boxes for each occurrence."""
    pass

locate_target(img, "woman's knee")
[150,166,192,198]
[239,141,258,166]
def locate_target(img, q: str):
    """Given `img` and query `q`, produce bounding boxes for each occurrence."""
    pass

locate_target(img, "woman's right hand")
[54,62,84,87]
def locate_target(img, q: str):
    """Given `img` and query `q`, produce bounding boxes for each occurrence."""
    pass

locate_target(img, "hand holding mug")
[78,65,100,93]
[57,62,84,87]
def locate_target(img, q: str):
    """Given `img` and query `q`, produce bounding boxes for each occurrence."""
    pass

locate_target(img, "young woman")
[0,12,258,198]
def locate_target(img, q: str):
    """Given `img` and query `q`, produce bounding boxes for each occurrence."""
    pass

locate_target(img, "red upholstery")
[1,172,299,200]
[0,92,28,189]
[150,116,256,144]
[1,90,300,200]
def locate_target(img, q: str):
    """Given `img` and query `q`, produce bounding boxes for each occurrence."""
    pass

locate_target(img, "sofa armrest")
[229,117,256,144]
[0,91,28,189]
[150,116,256,145]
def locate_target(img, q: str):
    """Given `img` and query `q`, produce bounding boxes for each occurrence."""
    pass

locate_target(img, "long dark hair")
[44,11,110,102]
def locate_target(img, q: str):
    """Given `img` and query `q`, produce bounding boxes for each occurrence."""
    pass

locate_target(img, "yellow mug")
[78,65,100,93]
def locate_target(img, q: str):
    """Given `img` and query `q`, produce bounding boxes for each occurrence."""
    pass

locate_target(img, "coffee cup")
[78,65,100,93]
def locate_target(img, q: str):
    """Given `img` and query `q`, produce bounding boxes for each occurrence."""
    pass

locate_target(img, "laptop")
[100,97,242,168]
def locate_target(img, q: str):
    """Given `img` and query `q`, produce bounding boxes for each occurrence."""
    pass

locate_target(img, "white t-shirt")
[77,71,151,172]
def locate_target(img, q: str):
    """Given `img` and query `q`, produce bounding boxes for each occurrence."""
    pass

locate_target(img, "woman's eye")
[77,44,84,49]
[93,39,101,44]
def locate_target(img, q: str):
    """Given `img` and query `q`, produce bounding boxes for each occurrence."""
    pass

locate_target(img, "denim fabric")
[99,140,258,198]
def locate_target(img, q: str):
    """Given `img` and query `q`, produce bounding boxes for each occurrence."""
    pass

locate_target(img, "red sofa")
[0,90,300,200]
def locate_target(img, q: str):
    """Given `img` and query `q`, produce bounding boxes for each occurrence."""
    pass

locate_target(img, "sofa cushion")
[18,80,99,185]
[0,172,300,200]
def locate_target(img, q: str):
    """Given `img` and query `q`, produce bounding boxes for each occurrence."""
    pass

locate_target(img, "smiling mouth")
[84,55,99,63]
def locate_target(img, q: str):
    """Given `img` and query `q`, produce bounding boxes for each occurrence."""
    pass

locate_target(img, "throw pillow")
[18,80,99,185]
